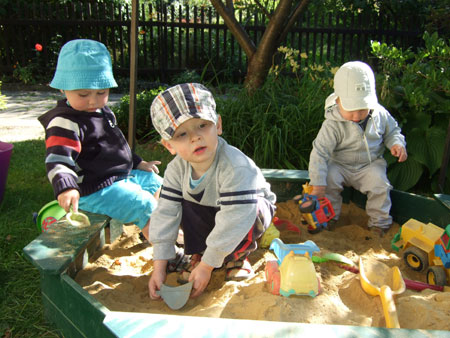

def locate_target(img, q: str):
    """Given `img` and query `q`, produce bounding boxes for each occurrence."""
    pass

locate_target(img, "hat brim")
[339,95,377,111]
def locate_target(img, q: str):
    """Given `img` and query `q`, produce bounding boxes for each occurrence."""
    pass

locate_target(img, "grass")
[0,139,170,337]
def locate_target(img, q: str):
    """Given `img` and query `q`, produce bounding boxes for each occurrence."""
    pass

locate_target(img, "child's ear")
[216,115,223,136]
[161,139,177,155]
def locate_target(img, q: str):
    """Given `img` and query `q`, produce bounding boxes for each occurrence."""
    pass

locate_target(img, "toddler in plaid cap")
[307,61,407,237]
[148,83,276,299]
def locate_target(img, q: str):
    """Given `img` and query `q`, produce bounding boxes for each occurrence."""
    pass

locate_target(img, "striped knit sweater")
[149,137,276,268]
[38,99,141,198]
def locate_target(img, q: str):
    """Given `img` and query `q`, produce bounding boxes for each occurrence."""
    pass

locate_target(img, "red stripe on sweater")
[46,136,81,153]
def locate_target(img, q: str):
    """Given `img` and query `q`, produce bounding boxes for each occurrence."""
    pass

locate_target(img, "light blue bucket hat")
[50,39,118,90]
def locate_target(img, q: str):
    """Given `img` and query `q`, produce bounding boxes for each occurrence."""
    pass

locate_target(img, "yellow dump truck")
[391,218,450,286]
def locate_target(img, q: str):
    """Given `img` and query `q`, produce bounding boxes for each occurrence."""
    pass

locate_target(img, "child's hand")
[189,261,214,298]
[57,189,80,213]
[310,185,326,198]
[293,185,326,201]
[148,260,168,300]
[390,145,408,162]
[137,160,161,174]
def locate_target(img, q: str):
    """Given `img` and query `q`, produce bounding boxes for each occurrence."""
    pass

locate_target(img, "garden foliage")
[372,32,450,193]
[114,32,449,195]
[114,86,167,141]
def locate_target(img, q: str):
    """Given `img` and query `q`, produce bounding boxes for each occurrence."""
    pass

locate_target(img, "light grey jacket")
[149,137,276,268]
[309,93,406,186]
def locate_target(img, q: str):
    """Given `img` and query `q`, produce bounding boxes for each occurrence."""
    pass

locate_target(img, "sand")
[75,201,450,330]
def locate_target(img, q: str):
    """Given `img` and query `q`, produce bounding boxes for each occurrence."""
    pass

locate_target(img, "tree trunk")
[209,0,310,92]
[244,0,294,91]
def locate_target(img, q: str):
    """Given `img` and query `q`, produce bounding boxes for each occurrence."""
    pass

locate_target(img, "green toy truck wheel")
[404,247,429,272]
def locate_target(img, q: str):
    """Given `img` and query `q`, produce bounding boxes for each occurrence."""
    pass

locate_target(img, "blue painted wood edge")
[103,311,448,338]
[23,213,109,274]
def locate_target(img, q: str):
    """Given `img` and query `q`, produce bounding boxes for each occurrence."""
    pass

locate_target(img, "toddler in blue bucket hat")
[38,39,162,239]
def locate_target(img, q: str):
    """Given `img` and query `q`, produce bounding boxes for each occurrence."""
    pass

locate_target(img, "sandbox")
[23,170,450,337]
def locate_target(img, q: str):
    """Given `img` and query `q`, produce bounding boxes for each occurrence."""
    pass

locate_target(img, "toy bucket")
[36,200,67,233]
[0,141,14,204]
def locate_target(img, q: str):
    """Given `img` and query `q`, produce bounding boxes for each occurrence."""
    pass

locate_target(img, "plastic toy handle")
[404,278,444,292]
[380,285,401,328]
[338,265,448,292]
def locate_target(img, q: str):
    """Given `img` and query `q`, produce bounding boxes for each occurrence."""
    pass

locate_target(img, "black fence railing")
[0,1,423,82]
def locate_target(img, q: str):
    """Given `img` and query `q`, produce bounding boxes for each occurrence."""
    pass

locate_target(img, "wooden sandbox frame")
[23,170,450,337]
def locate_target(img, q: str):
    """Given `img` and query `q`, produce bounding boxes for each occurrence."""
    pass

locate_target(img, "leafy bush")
[217,58,336,170]
[112,86,167,141]
[371,32,450,194]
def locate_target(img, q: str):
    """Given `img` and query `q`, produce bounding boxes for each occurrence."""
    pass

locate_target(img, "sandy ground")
[75,200,450,331]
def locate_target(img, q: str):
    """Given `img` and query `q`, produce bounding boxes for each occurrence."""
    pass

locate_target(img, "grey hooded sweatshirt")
[309,93,406,186]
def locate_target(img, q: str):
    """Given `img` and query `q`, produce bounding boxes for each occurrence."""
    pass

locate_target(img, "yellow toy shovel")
[359,257,405,328]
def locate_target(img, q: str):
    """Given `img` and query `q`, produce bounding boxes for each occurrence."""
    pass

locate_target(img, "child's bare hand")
[148,260,168,300]
[311,185,326,198]
[390,145,408,162]
[57,189,80,212]
[189,261,213,298]
[137,160,161,174]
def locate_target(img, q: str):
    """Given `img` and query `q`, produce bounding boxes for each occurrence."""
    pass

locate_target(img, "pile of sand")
[75,201,450,330]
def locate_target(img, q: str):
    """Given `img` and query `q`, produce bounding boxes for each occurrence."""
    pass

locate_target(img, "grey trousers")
[325,158,393,229]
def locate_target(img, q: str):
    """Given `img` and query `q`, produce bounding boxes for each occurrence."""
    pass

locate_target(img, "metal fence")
[0,1,423,82]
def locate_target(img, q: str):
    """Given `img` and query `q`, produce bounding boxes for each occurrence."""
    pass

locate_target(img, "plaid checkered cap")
[150,83,218,140]
[334,61,378,111]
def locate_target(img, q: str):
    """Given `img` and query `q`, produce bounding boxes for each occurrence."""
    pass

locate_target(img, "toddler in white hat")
[307,61,407,237]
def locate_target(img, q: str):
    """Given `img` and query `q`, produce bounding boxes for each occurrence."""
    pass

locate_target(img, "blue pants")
[79,170,162,229]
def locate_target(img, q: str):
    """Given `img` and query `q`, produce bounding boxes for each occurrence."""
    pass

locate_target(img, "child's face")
[63,89,110,112]
[336,97,369,122]
[162,116,222,170]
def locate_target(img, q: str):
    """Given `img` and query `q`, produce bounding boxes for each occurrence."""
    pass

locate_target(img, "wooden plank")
[178,4,182,68]
[141,3,147,67]
[23,213,109,275]
[185,4,190,68]
[438,120,450,192]
[434,194,450,212]
[161,4,168,81]
[128,0,138,151]
[340,13,346,63]
[311,12,317,64]
[193,6,198,63]
[170,5,175,68]
[319,13,324,62]
[200,6,205,66]
[208,8,212,65]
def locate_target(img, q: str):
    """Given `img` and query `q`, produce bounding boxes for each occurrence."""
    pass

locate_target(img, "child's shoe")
[225,257,255,281]
[326,219,338,231]
[369,226,389,238]
[166,246,188,273]
[177,253,202,284]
